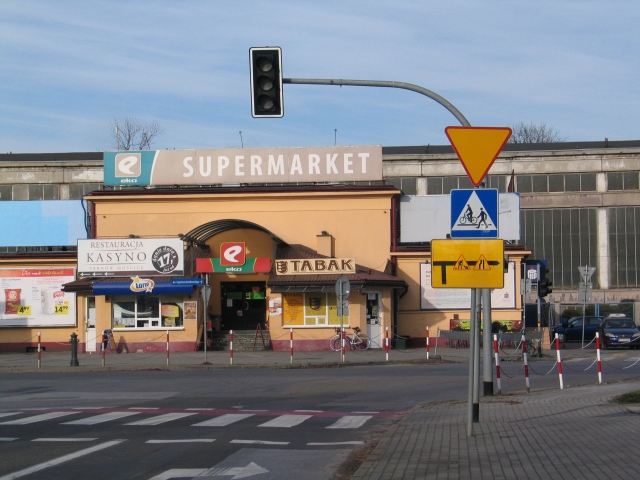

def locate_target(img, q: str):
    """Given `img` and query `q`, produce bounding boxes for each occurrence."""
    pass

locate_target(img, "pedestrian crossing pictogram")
[450,189,499,238]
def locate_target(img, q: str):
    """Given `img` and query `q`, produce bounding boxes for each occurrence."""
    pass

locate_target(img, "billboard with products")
[0,268,76,327]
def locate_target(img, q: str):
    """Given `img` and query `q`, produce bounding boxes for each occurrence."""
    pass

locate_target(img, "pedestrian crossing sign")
[450,189,498,238]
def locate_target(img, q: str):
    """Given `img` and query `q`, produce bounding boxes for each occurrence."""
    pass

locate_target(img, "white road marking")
[230,439,290,445]
[258,414,312,428]
[327,415,373,429]
[294,409,322,412]
[192,414,254,427]
[63,412,139,425]
[0,439,124,480]
[148,469,207,480]
[0,438,17,442]
[146,439,215,443]
[1,412,76,425]
[308,441,365,445]
[71,407,105,410]
[126,413,196,426]
[0,413,21,419]
[33,438,97,442]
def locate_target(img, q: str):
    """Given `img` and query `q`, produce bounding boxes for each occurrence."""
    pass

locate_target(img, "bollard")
[230,330,234,365]
[522,334,530,393]
[493,334,501,394]
[37,331,41,369]
[426,326,430,360]
[70,332,79,367]
[341,328,346,363]
[596,332,602,385]
[101,334,106,367]
[555,333,564,389]
[385,327,389,361]
[166,330,170,367]
[290,328,293,365]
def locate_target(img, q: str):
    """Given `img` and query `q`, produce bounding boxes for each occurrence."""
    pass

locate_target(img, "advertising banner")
[420,262,516,310]
[78,238,184,276]
[0,268,76,327]
[103,145,383,186]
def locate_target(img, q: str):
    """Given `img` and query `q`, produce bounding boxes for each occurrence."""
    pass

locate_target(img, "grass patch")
[615,391,640,404]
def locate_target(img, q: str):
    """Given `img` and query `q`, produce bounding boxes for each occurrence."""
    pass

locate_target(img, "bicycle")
[329,327,371,351]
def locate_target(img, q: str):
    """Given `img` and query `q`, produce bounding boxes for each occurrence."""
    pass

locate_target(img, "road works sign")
[445,126,512,186]
[431,239,504,288]
[450,189,499,238]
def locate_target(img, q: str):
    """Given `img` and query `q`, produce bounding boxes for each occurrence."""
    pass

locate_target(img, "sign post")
[335,276,350,363]
[445,125,512,436]
[578,265,596,348]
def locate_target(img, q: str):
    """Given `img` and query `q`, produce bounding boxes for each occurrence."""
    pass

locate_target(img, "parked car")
[550,316,604,343]
[598,317,640,349]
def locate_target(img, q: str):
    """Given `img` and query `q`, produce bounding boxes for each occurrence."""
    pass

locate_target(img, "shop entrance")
[220,282,267,331]
[366,292,382,348]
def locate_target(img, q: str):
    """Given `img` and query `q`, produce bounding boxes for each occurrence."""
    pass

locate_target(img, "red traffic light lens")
[257,57,273,73]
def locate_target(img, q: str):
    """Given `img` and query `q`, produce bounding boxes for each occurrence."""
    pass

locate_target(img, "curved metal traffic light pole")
[282,78,471,127]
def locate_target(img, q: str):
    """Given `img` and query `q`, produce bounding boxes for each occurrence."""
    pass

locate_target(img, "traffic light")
[537,264,553,298]
[250,47,283,118]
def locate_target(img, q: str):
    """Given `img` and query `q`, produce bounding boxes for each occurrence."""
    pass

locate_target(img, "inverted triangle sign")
[445,127,512,186]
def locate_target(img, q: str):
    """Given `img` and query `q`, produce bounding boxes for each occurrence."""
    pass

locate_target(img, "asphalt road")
[1,357,640,479]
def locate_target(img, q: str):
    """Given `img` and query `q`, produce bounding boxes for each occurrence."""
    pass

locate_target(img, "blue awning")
[93,282,194,296]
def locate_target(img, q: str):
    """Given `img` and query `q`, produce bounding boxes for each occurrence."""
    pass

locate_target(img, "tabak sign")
[0,268,76,327]
[275,258,356,275]
[103,145,382,186]
[78,238,184,276]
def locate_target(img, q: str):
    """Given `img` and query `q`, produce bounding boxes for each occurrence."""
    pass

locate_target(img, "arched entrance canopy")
[180,219,285,246]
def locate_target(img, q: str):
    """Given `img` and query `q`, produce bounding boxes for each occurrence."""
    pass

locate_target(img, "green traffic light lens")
[258,76,273,91]
[258,94,274,110]
[257,57,273,73]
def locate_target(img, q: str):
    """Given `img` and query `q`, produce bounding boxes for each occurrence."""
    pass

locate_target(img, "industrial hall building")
[0,139,638,352]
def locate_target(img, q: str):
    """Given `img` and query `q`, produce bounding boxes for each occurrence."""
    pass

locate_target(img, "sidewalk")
[351,380,640,479]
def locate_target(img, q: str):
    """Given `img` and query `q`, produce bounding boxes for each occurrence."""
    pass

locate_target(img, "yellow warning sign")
[453,255,470,270]
[431,239,504,288]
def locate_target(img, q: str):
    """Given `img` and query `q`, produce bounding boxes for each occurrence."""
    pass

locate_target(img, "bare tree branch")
[112,117,164,150]
[508,122,566,144]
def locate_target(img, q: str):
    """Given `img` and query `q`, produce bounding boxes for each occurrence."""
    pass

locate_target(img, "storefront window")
[113,295,184,329]
[282,293,345,327]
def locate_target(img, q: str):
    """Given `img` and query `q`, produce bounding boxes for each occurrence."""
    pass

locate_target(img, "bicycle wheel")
[354,334,370,350]
[329,335,342,351]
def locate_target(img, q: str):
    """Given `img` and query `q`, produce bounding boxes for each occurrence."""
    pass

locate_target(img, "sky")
[1,1,639,153]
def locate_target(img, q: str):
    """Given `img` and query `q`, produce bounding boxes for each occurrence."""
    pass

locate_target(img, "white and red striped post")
[341,327,346,363]
[230,330,234,365]
[290,328,293,365]
[522,334,530,393]
[493,334,501,394]
[426,326,430,360]
[596,332,603,385]
[166,330,170,367]
[101,334,106,367]
[555,333,564,389]
[385,327,389,361]
[37,331,41,369]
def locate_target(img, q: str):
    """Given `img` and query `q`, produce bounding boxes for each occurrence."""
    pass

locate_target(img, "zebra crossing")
[0,408,379,430]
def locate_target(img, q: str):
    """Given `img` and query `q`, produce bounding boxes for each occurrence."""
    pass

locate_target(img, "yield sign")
[445,126,512,186]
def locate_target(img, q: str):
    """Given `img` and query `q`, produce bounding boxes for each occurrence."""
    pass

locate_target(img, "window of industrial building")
[0,185,12,201]
[112,295,184,329]
[520,208,598,288]
[386,177,417,195]
[609,206,640,288]
[608,172,639,191]
[28,185,44,201]
[427,177,443,195]
[548,175,564,192]
[517,173,597,194]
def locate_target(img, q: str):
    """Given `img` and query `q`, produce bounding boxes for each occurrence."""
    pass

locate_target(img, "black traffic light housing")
[537,264,553,298]
[250,47,283,118]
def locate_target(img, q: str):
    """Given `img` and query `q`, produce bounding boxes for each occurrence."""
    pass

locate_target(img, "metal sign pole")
[467,289,477,437]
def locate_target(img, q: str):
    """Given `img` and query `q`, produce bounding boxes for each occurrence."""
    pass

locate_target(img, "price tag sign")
[55,302,69,315]
[17,305,32,316]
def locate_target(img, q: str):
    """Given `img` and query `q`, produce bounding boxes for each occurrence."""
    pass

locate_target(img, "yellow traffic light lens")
[258,76,273,91]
